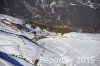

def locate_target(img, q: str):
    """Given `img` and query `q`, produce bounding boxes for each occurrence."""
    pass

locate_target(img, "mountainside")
[0,14,100,66]
[0,14,51,66]
[0,0,100,33]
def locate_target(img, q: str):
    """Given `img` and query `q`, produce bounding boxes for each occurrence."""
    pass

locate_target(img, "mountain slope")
[0,0,100,32]
[0,14,51,66]
[0,14,100,66]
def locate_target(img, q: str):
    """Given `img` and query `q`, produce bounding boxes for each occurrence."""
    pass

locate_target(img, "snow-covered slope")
[0,14,100,66]
[38,32,100,66]
[0,14,49,39]
[0,14,50,66]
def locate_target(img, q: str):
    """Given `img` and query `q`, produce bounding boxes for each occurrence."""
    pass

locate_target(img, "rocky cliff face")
[0,0,100,32]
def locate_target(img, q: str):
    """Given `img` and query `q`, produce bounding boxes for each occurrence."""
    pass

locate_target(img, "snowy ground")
[37,32,100,66]
[0,14,100,66]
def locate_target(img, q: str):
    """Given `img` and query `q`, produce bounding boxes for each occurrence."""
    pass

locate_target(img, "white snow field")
[0,14,100,66]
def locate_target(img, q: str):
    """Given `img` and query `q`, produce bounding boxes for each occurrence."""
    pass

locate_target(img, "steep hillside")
[0,14,51,66]
[0,0,100,33]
